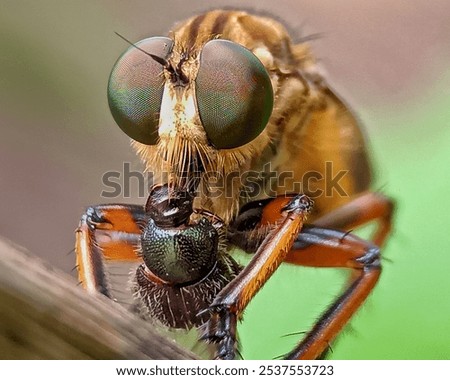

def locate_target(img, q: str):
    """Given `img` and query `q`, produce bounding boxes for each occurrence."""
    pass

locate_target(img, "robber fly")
[76,9,394,359]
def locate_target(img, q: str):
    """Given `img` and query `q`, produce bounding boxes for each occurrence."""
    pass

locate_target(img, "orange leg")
[229,191,393,360]
[281,192,393,358]
[202,194,314,359]
[313,191,394,247]
[284,226,381,359]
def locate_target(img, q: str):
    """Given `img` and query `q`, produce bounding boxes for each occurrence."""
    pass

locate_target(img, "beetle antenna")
[114,31,171,69]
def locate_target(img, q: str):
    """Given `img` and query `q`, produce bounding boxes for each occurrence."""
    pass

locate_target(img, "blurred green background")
[1,1,449,359]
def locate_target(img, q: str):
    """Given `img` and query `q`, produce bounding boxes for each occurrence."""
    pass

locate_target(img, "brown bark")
[0,237,197,359]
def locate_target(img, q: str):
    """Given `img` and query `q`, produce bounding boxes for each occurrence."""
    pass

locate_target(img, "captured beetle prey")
[76,10,394,359]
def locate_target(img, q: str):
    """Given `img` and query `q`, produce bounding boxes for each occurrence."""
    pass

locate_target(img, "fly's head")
[107,12,278,200]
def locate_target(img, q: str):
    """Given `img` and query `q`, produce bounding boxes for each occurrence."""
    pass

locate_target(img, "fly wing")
[98,233,141,308]
[83,205,145,309]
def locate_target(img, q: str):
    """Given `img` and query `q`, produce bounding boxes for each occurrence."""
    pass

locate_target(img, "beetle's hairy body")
[132,10,372,223]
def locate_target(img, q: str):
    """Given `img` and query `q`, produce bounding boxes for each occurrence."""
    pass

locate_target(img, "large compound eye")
[195,39,273,149]
[108,37,173,145]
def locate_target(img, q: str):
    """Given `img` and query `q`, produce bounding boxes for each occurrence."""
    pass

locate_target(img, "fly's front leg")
[201,194,313,359]
[280,191,393,357]
[75,204,145,296]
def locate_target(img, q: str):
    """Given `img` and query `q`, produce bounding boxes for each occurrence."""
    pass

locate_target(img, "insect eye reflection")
[108,37,273,150]
[196,39,274,149]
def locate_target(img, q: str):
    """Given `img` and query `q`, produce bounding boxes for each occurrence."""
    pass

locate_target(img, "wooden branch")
[0,237,198,359]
